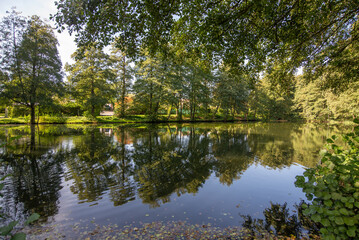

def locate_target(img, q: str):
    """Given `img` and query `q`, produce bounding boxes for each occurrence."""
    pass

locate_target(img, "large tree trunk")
[30,103,36,125]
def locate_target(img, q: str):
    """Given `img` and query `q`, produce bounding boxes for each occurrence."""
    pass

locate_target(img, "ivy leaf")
[347,228,356,237]
[339,208,349,216]
[343,217,356,226]
[334,217,344,225]
[331,192,341,200]
[321,218,331,227]
[311,214,321,222]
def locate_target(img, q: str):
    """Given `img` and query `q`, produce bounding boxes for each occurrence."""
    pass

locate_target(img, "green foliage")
[248,77,295,120]
[53,0,357,80]
[65,46,116,117]
[51,1,359,122]
[294,69,359,121]
[8,105,30,118]
[213,66,250,120]
[293,77,331,121]
[110,46,132,117]
[60,101,83,116]
[133,50,166,120]
[0,11,64,124]
[1,169,40,239]
[295,119,359,239]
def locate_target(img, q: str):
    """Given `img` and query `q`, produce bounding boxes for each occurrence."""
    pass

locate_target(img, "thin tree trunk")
[212,105,219,119]
[91,79,95,117]
[149,81,153,115]
[178,98,183,121]
[167,104,172,120]
[37,106,40,124]
[91,105,95,117]
[120,55,126,117]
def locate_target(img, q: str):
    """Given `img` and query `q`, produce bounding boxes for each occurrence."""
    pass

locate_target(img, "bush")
[61,102,83,116]
[295,119,359,239]
[8,105,30,118]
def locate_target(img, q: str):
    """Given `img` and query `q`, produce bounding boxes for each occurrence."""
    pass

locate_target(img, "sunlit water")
[0,122,345,237]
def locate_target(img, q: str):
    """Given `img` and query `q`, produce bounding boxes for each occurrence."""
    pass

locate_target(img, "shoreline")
[0,116,263,125]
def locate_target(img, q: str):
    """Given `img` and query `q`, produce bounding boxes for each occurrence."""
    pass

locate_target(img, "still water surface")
[0,123,344,236]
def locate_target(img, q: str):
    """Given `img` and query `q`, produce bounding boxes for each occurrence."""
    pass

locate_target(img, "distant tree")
[182,58,213,121]
[110,46,132,117]
[214,66,250,120]
[65,46,116,117]
[0,11,63,124]
[293,77,331,121]
[133,50,168,120]
[248,77,294,120]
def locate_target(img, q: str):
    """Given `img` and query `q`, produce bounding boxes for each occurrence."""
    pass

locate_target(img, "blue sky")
[0,0,76,66]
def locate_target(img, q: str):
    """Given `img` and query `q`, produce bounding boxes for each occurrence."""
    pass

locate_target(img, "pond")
[0,122,345,238]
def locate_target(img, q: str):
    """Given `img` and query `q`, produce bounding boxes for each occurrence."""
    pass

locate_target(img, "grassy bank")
[0,115,247,125]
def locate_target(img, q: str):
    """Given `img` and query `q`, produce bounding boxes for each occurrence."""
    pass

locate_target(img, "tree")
[214,66,251,120]
[0,12,63,124]
[181,57,214,121]
[53,0,359,83]
[293,76,331,121]
[133,50,168,120]
[65,46,116,117]
[110,46,132,117]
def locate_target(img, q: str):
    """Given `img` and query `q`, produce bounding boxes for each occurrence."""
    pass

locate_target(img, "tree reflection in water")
[0,125,65,223]
[241,201,321,239]
[0,123,341,232]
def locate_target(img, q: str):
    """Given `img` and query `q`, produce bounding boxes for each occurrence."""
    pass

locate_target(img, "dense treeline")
[1,1,359,122]
[4,40,358,122]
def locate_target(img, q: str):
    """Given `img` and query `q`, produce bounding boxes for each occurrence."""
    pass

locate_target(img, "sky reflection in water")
[0,123,342,232]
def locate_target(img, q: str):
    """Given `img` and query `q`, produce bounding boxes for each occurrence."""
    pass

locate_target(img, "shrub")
[9,105,30,118]
[61,102,83,116]
[295,119,359,239]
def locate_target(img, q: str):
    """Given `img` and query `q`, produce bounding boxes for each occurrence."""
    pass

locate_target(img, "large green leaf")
[11,232,26,240]
[25,213,40,225]
[0,221,18,236]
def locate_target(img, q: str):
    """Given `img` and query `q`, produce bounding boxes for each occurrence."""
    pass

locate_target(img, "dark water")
[0,123,344,236]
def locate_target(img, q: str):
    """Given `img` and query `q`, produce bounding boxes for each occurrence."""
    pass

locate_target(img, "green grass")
[0,114,246,125]
[0,115,152,124]
[0,117,28,124]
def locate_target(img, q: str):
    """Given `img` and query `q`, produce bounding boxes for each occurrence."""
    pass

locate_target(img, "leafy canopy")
[53,0,359,75]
